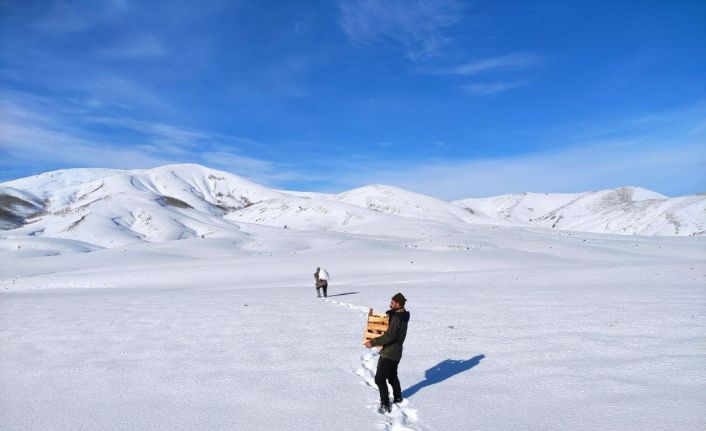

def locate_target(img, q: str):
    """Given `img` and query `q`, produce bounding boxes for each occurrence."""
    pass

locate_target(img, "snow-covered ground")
[1,221,705,430]
[1,164,705,430]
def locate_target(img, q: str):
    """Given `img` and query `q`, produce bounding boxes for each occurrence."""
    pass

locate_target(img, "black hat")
[391,292,406,307]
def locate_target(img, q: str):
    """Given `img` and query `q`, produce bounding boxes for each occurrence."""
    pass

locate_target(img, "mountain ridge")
[1,164,703,245]
[453,186,705,236]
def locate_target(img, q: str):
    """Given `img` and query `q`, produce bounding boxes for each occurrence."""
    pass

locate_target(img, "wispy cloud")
[0,53,171,113]
[328,106,706,198]
[337,140,705,199]
[80,73,172,111]
[1,96,181,166]
[337,0,462,60]
[30,0,129,34]
[100,34,169,59]
[440,52,541,76]
[0,92,308,187]
[0,103,173,173]
[463,81,526,95]
[86,117,214,150]
[422,52,541,95]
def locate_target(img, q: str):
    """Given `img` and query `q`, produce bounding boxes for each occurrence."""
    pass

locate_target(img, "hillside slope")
[454,187,705,236]
[2,165,704,247]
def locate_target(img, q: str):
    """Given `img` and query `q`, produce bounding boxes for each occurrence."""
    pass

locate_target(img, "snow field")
[2,255,704,430]
[1,208,704,430]
[1,286,377,430]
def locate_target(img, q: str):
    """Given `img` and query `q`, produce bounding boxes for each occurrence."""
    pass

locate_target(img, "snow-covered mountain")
[0,164,285,247]
[335,184,488,225]
[1,164,704,247]
[453,187,705,236]
[226,184,495,236]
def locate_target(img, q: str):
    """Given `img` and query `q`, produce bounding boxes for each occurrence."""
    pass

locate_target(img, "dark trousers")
[316,284,327,297]
[375,357,401,405]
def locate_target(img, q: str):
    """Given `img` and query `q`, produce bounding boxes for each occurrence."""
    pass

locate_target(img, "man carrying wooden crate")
[364,292,410,414]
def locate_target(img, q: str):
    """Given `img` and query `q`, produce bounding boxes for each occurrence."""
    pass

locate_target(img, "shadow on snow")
[326,292,361,297]
[402,354,485,398]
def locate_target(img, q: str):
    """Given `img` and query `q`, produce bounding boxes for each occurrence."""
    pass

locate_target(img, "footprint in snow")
[357,350,420,430]
[323,297,369,312]
[325,299,422,430]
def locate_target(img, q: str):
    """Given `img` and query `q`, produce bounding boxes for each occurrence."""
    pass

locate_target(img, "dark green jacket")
[371,308,410,362]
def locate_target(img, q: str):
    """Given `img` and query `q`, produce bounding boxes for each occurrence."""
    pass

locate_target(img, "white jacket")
[318,268,330,281]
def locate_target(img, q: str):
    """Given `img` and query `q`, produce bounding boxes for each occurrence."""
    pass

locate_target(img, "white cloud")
[337,142,705,199]
[330,110,706,199]
[31,0,128,34]
[0,102,175,170]
[100,34,169,59]
[441,52,541,76]
[0,95,308,187]
[420,52,541,95]
[87,117,214,149]
[463,81,526,95]
[83,73,171,111]
[337,0,462,60]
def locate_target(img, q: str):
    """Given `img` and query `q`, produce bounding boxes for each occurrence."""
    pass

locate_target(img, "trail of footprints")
[324,298,421,431]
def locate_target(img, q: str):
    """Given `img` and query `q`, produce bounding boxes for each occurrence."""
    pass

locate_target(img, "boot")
[377,403,391,414]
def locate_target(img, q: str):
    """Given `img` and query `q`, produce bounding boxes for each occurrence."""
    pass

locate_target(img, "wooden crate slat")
[363,308,389,345]
[366,322,389,331]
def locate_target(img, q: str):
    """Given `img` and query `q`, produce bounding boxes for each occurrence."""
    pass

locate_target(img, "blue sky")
[1,0,704,198]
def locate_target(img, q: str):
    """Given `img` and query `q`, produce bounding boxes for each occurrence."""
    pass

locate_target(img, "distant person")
[314,267,329,298]
[364,292,410,414]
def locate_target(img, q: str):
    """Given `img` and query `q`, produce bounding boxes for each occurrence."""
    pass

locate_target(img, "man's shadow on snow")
[327,292,360,297]
[402,355,485,398]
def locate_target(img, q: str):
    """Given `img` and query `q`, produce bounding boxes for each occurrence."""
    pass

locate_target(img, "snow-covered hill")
[454,187,705,236]
[335,184,492,225]
[0,164,285,247]
[226,184,493,237]
[1,165,704,247]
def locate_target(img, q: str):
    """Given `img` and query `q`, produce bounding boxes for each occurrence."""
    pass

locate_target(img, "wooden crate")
[363,308,389,344]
